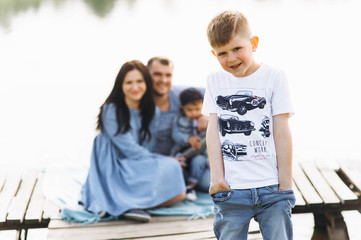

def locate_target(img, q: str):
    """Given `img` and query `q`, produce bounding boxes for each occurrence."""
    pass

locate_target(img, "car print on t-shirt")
[218,114,255,137]
[216,90,266,115]
[259,116,270,138]
[221,140,247,161]
[216,88,271,161]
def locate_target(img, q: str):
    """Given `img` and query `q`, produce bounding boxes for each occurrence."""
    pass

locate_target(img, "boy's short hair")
[180,88,203,106]
[207,10,252,48]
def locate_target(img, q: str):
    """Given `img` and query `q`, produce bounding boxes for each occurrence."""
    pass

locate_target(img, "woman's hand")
[209,179,230,195]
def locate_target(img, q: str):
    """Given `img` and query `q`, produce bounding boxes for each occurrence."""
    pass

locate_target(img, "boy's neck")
[242,60,261,77]
[154,93,170,112]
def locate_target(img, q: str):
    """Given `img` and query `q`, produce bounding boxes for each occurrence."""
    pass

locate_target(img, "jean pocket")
[211,190,233,202]
[288,195,296,208]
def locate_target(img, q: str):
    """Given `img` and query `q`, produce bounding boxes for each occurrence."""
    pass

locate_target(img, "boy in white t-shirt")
[202,10,295,240]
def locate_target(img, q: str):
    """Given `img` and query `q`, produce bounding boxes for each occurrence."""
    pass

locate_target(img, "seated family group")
[80,57,210,222]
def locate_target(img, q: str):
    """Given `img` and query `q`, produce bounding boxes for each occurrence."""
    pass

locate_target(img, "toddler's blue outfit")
[80,104,186,216]
[171,112,210,192]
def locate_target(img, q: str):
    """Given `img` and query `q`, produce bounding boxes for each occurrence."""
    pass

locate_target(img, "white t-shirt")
[202,64,294,189]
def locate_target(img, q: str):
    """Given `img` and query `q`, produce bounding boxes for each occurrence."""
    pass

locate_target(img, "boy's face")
[182,100,203,120]
[211,35,259,78]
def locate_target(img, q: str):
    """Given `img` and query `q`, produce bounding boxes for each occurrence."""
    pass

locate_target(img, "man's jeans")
[211,184,296,240]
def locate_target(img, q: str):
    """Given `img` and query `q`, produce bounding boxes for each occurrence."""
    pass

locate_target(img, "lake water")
[1,1,361,237]
[1,0,361,169]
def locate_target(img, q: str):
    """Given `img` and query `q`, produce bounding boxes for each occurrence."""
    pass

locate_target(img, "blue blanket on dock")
[42,166,214,224]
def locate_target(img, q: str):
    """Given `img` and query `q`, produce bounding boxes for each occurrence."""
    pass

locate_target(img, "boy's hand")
[188,136,202,150]
[209,179,230,195]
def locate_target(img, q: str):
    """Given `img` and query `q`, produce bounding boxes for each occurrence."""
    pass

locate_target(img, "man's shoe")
[186,188,197,202]
[123,209,151,222]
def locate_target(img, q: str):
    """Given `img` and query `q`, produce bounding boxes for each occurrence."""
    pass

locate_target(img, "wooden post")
[311,212,349,240]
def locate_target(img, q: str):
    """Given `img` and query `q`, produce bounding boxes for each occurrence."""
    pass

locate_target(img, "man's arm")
[273,113,293,190]
[207,113,230,194]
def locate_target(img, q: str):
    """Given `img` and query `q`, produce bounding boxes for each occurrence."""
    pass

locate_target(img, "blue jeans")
[211,184,296,240]
[188,155,210,192]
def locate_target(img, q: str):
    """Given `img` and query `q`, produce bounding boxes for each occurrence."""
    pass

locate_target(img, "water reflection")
[1,0,361,170]
[83,0,134,18]
[0,0,135,29]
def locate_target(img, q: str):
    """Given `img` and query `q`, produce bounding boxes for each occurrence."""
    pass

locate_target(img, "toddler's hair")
[207,10,251,48]
[179,88,203,106]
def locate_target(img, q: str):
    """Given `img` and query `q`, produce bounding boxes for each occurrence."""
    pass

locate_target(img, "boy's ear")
[251,36,259,52]
[211,50,216,56]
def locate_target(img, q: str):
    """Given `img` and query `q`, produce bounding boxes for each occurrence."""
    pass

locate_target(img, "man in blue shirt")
[147,57,180,156]
[147,57,209,156]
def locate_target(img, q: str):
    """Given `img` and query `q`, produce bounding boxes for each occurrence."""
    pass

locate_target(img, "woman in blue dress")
[81,60,186,222]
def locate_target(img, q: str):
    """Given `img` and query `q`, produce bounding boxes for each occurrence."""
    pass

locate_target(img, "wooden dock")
[0,169,59,239]
[47,215,262,240]
[1,160,361,240]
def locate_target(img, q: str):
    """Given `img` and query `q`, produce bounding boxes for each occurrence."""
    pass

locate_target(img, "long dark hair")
[97,60,155,144]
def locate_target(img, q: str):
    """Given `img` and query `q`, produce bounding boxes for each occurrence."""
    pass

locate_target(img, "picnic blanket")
[42,166,214,224]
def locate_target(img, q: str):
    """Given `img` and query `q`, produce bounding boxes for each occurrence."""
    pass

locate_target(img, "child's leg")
[188,155,208,185]
[194,167,210,192]
[255,184,295,240]
[212,189,254,240]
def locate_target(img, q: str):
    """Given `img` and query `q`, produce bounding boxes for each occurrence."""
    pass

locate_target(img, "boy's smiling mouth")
[230,63,242,70]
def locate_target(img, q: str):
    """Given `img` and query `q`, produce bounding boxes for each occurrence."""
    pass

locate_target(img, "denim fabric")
[188,155,209,185]
[211,184,295,240]
[170,112,207,156]
[81,104,186,216]
[156,90,180,156]
[194,166,210,192]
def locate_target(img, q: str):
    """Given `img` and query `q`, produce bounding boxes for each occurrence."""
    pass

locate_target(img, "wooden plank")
[48,216,261,240]
[138,231,261,240]
[42,199,61,220]
[49,215,260,232]
[293,180,306,206]
[6,171,38,224]
[0,172,21,224]
[293,163,323,205]
[137,230,215,239]
[24,172,46,224]
[248,232,263,240]
[0,171,6,192]
[137,230,262,240]
[49,215,193,229]
[338,159,361,193]
[316,161,358,203]
[48,217,214,240]
[300,162,340,204]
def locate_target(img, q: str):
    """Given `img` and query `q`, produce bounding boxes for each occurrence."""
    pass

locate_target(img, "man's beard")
[153,90,168,97]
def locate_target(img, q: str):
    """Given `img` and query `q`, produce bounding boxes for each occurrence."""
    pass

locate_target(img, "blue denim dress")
[80,104,186,216]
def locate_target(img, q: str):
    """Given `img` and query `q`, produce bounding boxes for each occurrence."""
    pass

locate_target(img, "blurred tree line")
[0,0,134,29]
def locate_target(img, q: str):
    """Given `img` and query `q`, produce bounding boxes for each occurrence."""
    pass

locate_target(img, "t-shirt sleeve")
[272,70,295,117]
[201,75,218,116]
